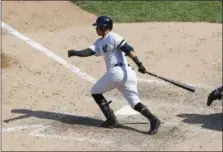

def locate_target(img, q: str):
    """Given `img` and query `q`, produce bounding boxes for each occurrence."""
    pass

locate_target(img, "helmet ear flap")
[109,24,113,30]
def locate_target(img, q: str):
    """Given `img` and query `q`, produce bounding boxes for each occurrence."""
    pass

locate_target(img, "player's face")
[96,26,104,36]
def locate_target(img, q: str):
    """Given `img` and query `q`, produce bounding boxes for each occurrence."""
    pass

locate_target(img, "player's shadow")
[3,109,148,135]
[177,112,222,132]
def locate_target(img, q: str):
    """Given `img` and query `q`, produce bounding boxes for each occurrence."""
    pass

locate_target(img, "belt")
[114,63,130,67]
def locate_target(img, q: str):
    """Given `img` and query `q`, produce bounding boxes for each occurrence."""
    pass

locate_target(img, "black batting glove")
[138,62,147,74]
[68,50,76,58]
[132,56,147,74]
[207,88,222,106]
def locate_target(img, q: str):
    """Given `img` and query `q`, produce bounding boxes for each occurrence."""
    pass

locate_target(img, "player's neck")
[101,30,110,38]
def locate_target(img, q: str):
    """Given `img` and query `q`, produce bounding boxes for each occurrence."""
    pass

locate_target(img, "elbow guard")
[119,43,134,56]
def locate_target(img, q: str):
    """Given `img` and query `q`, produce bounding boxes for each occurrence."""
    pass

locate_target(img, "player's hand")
[207,89,222,106]
[68,50,76,58]
[138,62,147,74]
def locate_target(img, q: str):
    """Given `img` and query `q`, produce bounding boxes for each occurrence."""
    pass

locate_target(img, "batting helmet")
[92,16,113,30]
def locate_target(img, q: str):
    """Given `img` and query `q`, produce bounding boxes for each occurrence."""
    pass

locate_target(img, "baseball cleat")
[100,118,119,128]
[207,89,222,106]
[148,118,161,135]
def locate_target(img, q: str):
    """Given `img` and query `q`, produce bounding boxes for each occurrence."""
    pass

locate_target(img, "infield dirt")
[2,1,222,151]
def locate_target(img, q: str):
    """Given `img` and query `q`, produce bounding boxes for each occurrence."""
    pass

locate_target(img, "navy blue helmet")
[92,16,113,30]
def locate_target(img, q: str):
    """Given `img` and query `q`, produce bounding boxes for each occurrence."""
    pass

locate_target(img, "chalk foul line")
[2,22,96,84]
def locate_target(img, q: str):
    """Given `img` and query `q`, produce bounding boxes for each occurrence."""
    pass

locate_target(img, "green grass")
[74,1,222,23]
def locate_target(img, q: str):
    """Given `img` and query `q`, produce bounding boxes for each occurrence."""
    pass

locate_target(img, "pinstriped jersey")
[89,32,128,71]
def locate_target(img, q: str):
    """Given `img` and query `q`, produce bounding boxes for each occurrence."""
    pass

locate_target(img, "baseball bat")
[145,71,196,92]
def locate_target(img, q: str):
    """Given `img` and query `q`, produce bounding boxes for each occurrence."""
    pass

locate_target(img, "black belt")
[114,63,130,67]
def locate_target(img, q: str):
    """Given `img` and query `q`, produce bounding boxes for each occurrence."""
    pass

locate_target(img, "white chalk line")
[2,124,43,132]
[2,22,96,84]
[2,123,110,144]
[30,132,111,144]
[1,110,114,143]
[1,111,93,132]
[28,124,111,144]
[2,110,109,143]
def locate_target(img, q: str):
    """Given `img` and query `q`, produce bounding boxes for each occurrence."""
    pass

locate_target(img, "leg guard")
[92,94,118,128]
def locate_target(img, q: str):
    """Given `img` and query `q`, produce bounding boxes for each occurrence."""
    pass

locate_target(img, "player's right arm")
[68,39,101,58]
[68,48,95,57]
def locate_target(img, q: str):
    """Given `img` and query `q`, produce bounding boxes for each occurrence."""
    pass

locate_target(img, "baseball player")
[68,16,161,135]
[207,85,223,106]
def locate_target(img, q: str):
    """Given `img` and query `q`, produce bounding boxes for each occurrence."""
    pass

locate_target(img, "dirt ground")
[1,1,222,151]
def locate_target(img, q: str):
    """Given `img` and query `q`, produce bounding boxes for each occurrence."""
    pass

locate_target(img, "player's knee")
[90,86,97,94]
[127,101,138,109]
[128,99,140,109]
[91,85,102,95]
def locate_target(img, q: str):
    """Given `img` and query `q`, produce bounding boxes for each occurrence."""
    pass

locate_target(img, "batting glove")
[138,62,147,74]
[68,50,76,58]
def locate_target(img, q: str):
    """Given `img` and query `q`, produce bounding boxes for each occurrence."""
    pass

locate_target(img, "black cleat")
[207,89,222,106]
[148,118,161,135]
[100,108,119,128]
[101,118,119,128]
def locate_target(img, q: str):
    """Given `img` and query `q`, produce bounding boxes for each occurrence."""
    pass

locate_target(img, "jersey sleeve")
[113,33,127,49]
[88,39,102,56]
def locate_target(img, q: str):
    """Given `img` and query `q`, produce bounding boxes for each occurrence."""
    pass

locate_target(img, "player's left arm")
[119,43,147,74]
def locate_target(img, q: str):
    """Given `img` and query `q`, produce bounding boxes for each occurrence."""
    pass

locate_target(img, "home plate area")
[2,78,222,151]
